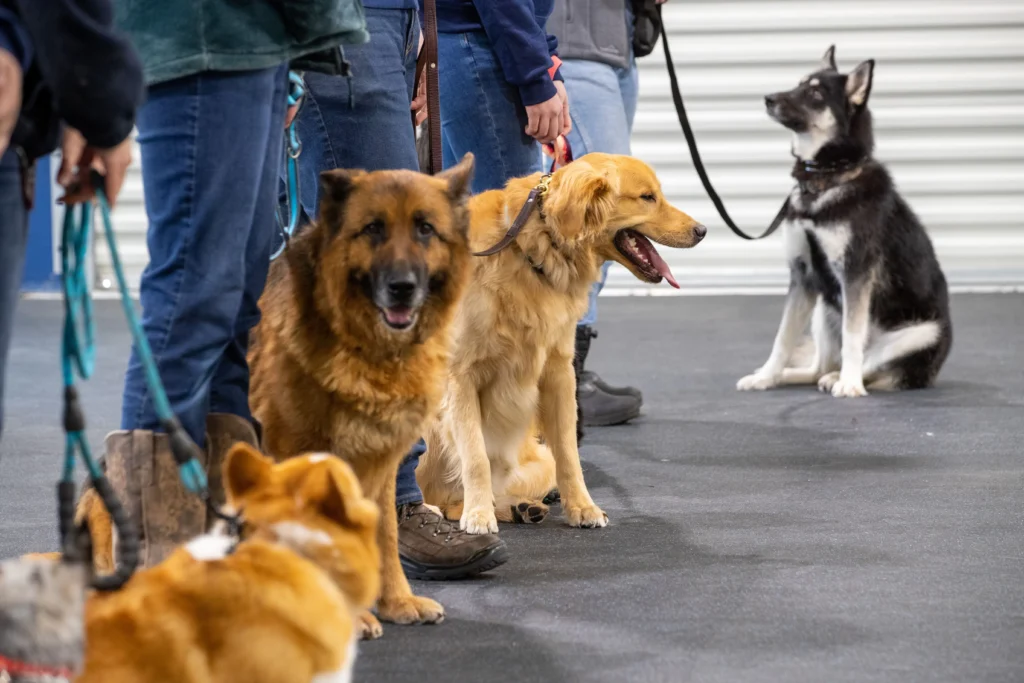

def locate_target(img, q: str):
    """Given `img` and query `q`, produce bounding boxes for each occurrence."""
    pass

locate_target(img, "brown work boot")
[104,430,206,568]
[204,413,260,523]
[397,503,508,581]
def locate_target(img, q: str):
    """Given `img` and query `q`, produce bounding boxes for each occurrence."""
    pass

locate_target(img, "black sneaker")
[397,503,509,581]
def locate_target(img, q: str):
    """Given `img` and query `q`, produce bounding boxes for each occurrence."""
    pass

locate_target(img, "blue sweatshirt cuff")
[519,77,558,107]
[0,8,32,69]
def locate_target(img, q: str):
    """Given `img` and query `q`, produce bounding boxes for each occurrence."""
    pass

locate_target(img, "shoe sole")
[401,543,510,582]
[582,404,642,427]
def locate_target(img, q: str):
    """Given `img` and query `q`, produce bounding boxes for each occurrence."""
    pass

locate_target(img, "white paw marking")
[831,376,868,398]
[307,453,332,463]
[185,534,234,561]
[737,372,779,391]
[461,507,498,535]
[817,371,840,393]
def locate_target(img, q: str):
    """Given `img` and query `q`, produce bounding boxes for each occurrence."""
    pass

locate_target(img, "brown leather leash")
[414,0,442,175]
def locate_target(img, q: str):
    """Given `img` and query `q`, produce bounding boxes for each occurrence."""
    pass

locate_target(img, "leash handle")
[414,0,442,175]
[543,136,573,173]
[273,71,306,261]
[657,6,787,240]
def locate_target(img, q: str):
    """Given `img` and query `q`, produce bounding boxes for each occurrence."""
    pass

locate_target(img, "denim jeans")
[561,53,639,326]
[437,30,543,193]
[0,149,28,439]
[285,8,425,506]
[121,65,288,447]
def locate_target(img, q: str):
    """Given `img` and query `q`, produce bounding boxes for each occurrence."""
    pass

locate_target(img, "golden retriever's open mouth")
[614,229,680,289]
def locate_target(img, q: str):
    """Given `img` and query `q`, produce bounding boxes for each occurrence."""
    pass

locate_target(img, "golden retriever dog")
[3,446,380,683]
[416,153,705,533]
[247,155,475,639]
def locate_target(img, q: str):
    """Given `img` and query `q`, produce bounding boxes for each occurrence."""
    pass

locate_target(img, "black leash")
[657,6,788,241]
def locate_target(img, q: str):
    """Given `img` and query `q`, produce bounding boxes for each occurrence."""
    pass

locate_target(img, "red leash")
[543,135,573,172]
[0,653,73,680]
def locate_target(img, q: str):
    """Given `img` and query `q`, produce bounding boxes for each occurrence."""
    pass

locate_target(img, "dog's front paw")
[377,595,445,625]
[461,506,499,535]
[736,372,779,391]
[564,502,608,529]
[817,371,840,393]
[831,376,868,398]
[357,609,384,640]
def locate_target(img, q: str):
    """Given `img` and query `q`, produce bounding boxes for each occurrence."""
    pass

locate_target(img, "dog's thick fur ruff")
[248,156,475,639]
[738,46,952,398]
[416,153,705,533]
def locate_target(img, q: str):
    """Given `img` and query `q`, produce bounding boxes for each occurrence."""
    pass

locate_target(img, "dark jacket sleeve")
[15,0,144,148]
[472,1,557,107]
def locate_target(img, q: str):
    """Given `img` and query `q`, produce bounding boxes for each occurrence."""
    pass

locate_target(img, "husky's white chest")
[784,218,851,269]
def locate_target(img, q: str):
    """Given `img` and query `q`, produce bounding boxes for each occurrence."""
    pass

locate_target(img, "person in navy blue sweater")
[428,0,571,193]
[0,0,143,439]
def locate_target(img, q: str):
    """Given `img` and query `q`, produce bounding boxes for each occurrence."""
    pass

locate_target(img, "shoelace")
[403,505,458,542]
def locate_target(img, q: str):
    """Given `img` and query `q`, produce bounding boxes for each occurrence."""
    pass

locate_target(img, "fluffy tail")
[864,321,941,376]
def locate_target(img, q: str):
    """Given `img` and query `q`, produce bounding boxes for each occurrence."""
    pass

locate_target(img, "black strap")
[658,6,788,241]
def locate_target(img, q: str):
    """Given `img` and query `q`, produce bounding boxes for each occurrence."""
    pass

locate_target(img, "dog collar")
[796,155,865,176]
[0,654,73,681]
[473,174,552,257]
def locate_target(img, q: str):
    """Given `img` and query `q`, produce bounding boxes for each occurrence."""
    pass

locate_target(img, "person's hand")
[58,128,133,208]
[285,103,299,128]
[411,74,428,126]
[525,93,563,144]
[553,80,572,137]
[0,49,23,157]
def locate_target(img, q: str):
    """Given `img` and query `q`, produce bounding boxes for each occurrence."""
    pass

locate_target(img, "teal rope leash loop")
[272,70,307,261]
[89,175,208,495]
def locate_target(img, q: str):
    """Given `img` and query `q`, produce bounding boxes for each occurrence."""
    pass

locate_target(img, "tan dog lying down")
[416,153,705,533]
[12,446,381,683]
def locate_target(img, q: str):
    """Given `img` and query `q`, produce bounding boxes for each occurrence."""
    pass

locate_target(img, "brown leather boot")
[203,413,260,523]
[397,503,508,581]
[103,430,206,568]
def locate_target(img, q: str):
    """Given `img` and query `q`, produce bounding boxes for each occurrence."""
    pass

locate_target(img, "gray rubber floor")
[2,296,1023,683]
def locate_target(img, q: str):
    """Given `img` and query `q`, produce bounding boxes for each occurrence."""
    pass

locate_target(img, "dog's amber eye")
[416,221,436,239]
[640,193,657,203]
[361,220,384,238]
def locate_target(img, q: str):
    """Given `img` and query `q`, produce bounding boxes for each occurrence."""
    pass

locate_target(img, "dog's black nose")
[693,224,707,241]
[387,276,417,302]
[765,94,778,107]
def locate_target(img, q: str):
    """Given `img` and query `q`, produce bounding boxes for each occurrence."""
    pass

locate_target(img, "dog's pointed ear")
[545,162,616,242]
[437,152,475,201]
[846,59,875,107]
[224,442,272,502]
[820,45,837,71]
[319,169,364,205]
[304,465,379,531]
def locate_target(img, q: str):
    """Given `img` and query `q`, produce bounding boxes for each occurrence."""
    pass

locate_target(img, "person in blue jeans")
[432,0,571,194]
[284,0,507,580]
[547,0,667,430]
[0,0,142,441]
[105,0,367,567]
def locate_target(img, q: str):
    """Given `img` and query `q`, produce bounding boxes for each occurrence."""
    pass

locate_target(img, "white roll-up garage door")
[98,0,1024,294]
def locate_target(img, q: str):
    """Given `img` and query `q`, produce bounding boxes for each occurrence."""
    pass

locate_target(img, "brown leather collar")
[473,175,552,257]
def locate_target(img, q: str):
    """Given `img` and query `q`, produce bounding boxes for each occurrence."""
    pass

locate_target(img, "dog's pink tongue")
[647,246,680,289]
[385,307,413,325]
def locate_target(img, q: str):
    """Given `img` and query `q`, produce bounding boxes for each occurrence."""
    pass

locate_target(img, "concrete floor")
[2,295,1023,683]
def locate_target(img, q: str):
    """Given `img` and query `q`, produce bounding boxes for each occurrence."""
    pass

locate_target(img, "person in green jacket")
[108,0,368,567]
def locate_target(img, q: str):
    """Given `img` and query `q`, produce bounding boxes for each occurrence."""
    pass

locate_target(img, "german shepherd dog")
[737,46,952,397]
[248,155,475,639]
[417,154,705,533]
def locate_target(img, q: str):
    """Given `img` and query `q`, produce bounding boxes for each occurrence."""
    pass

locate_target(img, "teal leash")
[271,70,307,261]
[58,174,210,588]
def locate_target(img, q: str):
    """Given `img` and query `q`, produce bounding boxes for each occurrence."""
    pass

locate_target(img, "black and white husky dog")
[737,46,952,397]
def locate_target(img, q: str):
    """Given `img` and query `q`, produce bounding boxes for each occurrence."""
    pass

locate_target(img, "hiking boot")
[104,430,206,568]
[204,413,260,523]
[397,503,508,581]
[574,325,642,427]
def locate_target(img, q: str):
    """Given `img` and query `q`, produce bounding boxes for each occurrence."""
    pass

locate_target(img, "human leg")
[0,149,28,440]
[114,66,289,566]
[437,31,542,192]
